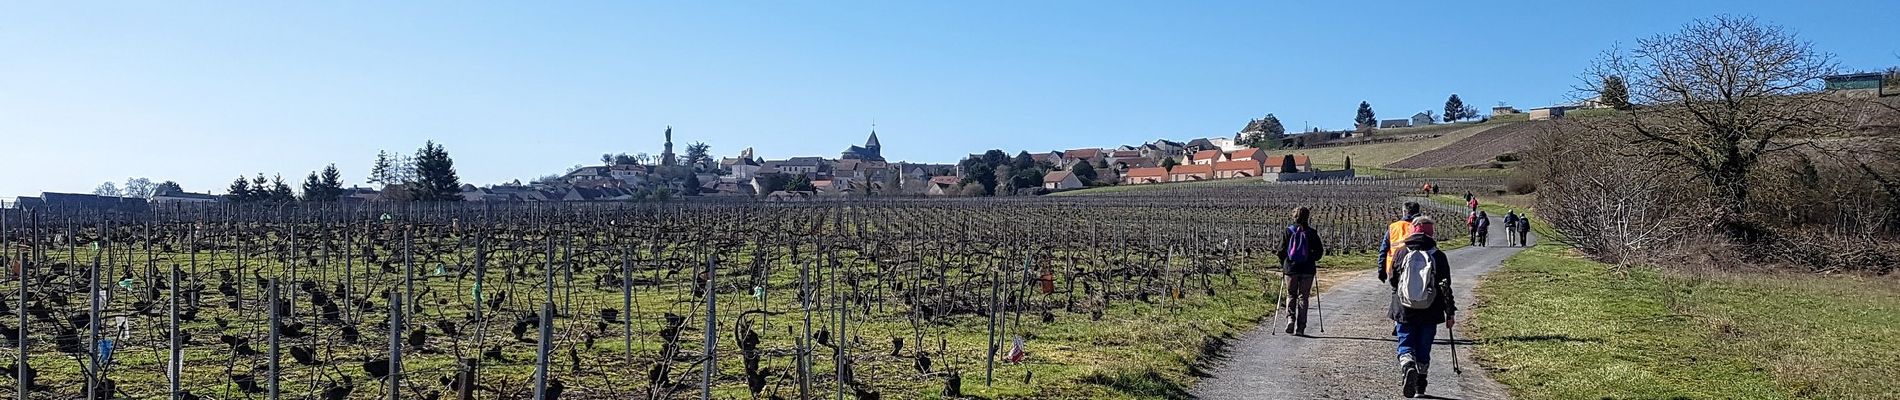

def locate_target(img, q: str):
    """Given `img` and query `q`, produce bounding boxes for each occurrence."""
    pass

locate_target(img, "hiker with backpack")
[1466,211,1482,244]
[1514,214,1532,247]
[1276,206,1325,336]
[1385,216,1456,398]
[1503,210,1520,246]
[1375,202,1423,283]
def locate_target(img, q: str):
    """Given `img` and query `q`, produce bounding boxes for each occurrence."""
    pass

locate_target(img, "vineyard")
[0,178,1482,399]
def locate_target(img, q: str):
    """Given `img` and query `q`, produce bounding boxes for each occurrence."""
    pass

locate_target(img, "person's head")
[1292,206,1311,227]
[1402,202,1421,220]
[1410,216,1436,236]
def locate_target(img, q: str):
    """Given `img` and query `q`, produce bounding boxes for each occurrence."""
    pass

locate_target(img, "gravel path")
[1192,218,1528,399]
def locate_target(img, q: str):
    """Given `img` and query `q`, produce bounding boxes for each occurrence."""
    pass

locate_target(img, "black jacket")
[1276,225,1325,276]
[1387,233,1455,325]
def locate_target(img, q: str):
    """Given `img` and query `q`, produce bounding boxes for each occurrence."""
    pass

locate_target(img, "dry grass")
[1290,123,1505,169]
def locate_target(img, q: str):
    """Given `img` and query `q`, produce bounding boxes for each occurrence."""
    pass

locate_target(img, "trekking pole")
[1315,292,1324,333]
[1447,323,1464,374]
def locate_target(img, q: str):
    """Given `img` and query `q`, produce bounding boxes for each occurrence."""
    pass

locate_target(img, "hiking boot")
[1399,355,1420,398]
[1284,322,1295,334]
[1417,362,1430,396]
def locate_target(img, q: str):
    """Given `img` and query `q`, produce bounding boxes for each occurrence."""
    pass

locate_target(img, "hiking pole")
[1315,292,1324,333]
[1447,324,1464,374]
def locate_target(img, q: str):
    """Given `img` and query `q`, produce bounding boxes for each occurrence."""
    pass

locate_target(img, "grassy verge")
[1472,244,1900,399]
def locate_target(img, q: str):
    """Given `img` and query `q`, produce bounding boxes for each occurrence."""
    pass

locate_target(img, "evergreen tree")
[269,174,295,202]
[1355,101,1377,128]
[300,164,345,202]
[369,150,394,187]
[785,174,815,192]
[320,164,343,193]
[1281,154,1299,173]
[1160,157,1179,171]
[1011,151,1036,171]
[682,173,702,196]
[227,176,251,202]
[1444,94,1467,122]
[410,141,463,201]
[252,174,270,198]
[1072,161,1098,185]
[685,142,712,171]
[301,173,324,201]
[1602,75,1632,110]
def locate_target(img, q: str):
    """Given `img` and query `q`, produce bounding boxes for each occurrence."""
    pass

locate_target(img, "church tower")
[865,129,881,159]
[660,125,677,166]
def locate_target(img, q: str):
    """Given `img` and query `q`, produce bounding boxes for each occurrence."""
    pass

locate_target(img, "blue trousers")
[1396,322,1439,365]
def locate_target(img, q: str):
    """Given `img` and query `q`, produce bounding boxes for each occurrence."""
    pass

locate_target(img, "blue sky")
[3,1,1896,197]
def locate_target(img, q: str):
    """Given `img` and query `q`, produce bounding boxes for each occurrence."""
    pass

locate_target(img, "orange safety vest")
[1383,220,1413,275]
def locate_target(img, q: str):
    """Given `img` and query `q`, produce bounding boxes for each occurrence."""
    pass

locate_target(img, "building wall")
[1264,169,1357,182]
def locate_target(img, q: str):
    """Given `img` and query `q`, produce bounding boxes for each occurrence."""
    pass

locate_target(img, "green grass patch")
[1472,244,1900,399]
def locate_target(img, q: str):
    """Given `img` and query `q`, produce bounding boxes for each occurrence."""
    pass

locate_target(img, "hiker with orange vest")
[1376,202,1423,283]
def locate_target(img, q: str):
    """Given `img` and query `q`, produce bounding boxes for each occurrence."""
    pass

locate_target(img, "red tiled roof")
[1267,154,1313,165]
[1227,148,1265,161]
[929,176,961,185]
[1063,148,1104,159]
[1125,167,1169,178]
[1214,160,1262,171]
[1170,164,1215,175]
[1191,149,1224,161]
[1110,150,1143,158]
[1043,170,1074,183]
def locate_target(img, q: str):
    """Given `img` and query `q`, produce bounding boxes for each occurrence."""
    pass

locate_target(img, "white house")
[1043,170,1083,190]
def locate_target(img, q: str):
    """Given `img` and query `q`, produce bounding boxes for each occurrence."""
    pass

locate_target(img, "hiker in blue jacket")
[1276,206,1325,336]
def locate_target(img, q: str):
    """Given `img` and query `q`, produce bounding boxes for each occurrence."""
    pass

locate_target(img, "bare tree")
[1578,15,1840,240]
[94,181,122,197]
[122,177,156,199]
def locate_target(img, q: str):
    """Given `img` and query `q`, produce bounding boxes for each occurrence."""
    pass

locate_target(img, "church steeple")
[866,129,881,150]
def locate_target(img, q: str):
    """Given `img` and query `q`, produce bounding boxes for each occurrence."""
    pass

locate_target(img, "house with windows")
[1262,155,1313,173]
[1122,167,1170,185]
[1043,171,1083,190]
[1168,164,1214,182]
[926,176,961,196]
[1213,160,1263,179]
[1189,149,1226,165]
[1226,148,1266,163]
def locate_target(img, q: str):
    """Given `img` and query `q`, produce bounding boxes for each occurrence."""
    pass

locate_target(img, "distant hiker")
[1503,211,1520,246]
[1473,211,1490,247]
[1277,206,1325,335]
[1463,192,1472,203]
[1504,211,1520,244]
[1514,215,1531,247]
[1387,216,1456,398]
[1466,197,1479,212]
[1376,202,1423,284]
[1466,212,1479,246]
